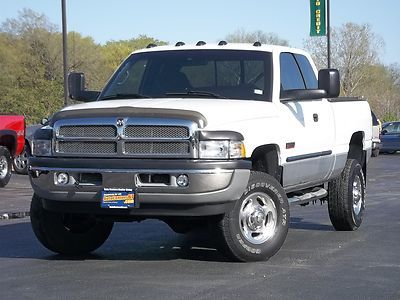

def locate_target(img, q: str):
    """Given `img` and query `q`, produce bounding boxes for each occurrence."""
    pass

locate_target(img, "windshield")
[100,50,273,101]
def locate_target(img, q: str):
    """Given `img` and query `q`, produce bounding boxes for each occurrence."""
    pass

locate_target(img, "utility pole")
[61,0,68,106]
[327,0,331,68]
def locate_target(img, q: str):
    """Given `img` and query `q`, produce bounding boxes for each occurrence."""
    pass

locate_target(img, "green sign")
[310,0,326,36]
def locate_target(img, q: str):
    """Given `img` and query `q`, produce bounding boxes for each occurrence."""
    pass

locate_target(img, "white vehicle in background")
[29,42,372,262]
[371,111,381,157]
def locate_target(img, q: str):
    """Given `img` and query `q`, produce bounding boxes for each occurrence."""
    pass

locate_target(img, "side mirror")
[318,69,340,98]
[381,129,387,135]
[40,118,49,126]
[68,72,100,102]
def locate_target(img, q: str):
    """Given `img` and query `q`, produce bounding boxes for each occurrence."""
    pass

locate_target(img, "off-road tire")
[328,159,365,231]
[30,194,114,255]
[0,146,12,187]
[218,171,289,262]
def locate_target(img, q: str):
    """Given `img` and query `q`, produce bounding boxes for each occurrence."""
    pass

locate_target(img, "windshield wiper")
[100,93,150,100]
[165,90,226,99]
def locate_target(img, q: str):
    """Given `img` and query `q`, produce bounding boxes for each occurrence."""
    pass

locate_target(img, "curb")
[0,211,30,220]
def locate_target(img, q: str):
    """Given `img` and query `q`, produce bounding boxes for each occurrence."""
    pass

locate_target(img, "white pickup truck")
[29,42,372,262]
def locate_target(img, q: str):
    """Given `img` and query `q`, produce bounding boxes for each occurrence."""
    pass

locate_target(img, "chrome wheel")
[352,175,363,216]
[239,192,277,244]
[0,155,8,179]
[14,151,27,171]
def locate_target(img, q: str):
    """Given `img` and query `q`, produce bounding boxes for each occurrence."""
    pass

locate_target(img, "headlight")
[199,141,229,159]
[32,140,52,156]
[199,140,245,159]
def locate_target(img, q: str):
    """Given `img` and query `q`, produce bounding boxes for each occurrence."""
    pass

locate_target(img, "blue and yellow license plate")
[101,188,135,209]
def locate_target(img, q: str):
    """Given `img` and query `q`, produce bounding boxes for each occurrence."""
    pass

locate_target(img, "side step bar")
[288,188,328,205]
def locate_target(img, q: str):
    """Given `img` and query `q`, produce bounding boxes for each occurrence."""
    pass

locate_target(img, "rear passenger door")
[278,52,335,188]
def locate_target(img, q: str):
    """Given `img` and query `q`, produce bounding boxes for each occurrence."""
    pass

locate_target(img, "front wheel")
[30,194,114,255]
[218,171,289,262]
[0,146,12,187]
[328,159,365,231]
[13,145,29,174]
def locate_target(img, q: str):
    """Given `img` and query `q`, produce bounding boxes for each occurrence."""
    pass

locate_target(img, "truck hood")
[61,98,277,129]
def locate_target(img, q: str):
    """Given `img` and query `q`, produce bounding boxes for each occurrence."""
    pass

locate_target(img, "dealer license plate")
[101,188,135,209]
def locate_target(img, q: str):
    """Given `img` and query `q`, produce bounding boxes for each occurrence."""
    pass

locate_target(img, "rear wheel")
[217,171,289,262]
[0,146,12,188]
[30,194,114,255]
[328,159,365,231]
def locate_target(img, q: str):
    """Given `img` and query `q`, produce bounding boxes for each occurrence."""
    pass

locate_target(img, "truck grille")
[53,118,196,158]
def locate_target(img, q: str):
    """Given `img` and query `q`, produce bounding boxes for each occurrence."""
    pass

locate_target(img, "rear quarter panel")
[329,99,372,172]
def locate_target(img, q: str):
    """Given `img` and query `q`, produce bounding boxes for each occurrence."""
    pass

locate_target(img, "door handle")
[313,113,319,122]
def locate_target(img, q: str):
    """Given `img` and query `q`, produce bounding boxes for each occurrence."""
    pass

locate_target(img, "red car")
[0,115,25,187]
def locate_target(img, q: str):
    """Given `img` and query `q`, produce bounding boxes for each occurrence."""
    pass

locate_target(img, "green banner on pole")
[310,0,326,36]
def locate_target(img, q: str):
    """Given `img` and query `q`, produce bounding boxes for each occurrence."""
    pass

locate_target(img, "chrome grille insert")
[124,142,190,155]
[124,125,189,139]
[57,141,117,154]
[58,125,117,138]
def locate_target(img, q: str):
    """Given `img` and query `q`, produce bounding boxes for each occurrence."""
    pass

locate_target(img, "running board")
[288,188,328,205]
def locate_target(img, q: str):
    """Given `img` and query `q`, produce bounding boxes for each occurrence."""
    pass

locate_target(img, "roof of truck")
[132,42,310,57]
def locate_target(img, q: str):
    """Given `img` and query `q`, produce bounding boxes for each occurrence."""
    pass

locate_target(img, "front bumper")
[29,157,251,216]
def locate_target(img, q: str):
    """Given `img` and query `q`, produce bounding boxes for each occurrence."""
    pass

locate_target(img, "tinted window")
[294,54,318,89]
[280,53,305,90]
[105,59,148,96]
[101,50,273,101]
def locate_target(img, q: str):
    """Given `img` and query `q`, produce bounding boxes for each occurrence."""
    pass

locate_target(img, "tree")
[0,9,169,123]
[0,9,65,123]
[225,28,289,46]
[304,22,400,121]
[304,23,384,96]
[358,65,400,121]
[0,8,57,35]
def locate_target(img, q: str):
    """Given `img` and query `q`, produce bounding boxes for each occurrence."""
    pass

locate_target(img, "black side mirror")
[318,69,340,98]
[68,72,100,102]
[381,129,387,135]
[40,118,49,126]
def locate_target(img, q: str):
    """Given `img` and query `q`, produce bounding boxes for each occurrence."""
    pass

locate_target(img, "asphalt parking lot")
[0,154,399,299]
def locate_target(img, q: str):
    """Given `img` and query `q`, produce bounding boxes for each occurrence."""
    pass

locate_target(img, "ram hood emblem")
[116,118,124,127]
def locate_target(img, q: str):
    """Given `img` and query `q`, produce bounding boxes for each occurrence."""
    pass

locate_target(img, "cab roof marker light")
[196,41,206,46]
[146,43,157,49]
[253,41,262,47]
[175,41,185,47]
[218,40,227,46]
